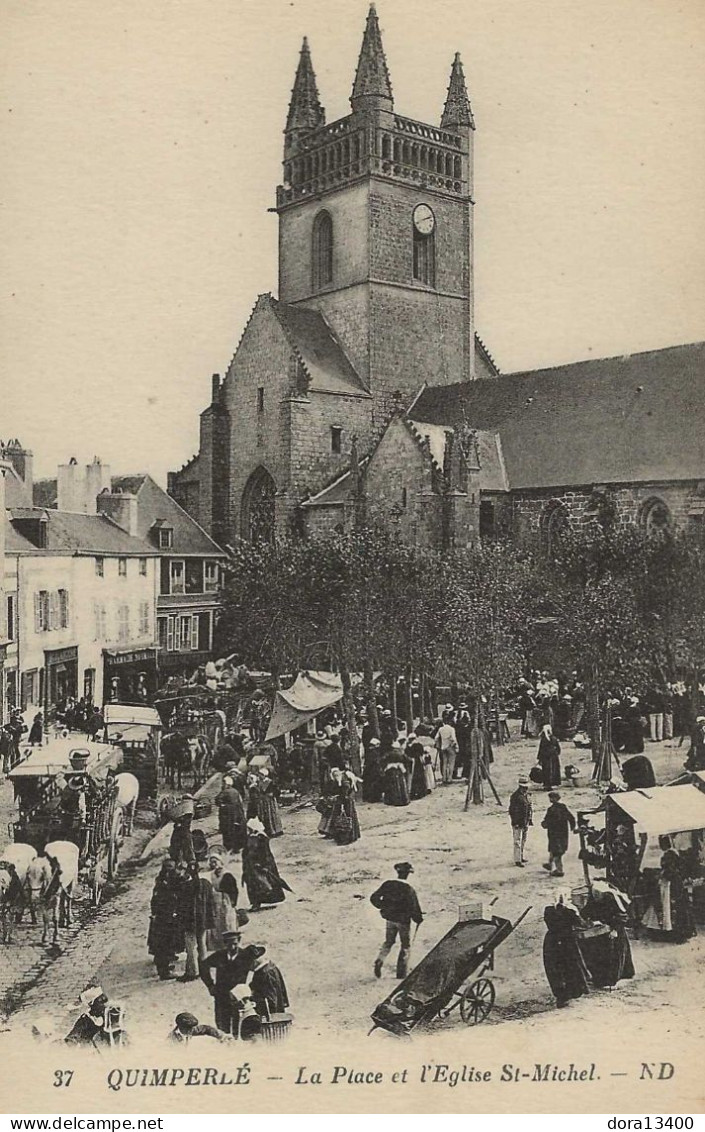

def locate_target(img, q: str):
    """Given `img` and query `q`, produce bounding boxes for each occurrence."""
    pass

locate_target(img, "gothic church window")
[641,497,672,538]
[242,466,276,545]
[331,426,342,454]
[413,225,436,287]
[540,500,569,557]
[312,210,333,289]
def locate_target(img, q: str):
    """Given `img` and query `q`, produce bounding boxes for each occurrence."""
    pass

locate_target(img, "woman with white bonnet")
[542,890,590,1008]
[204,850,240,951]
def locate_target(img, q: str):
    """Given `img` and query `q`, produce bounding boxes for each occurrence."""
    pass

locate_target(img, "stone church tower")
[169,6,492,547]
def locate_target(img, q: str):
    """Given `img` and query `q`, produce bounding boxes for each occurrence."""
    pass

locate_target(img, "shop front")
[103,646,159,705]
[44,645,78,713]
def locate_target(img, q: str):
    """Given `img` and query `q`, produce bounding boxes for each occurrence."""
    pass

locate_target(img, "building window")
[331,426,343,454]
[94,603,107,641]
[158,527,173,550]
[117,604,130,643]
[95,557,104,577]
[641,497,672,539]
[178,615,192,651]
[6,595,15,641]
[541,501,570,557]
[186,559,203,594]
[401,487,408,510]
[204,561,219,593]
[58,589,69,629]
[413,226,436,287]
[139,557,147,576]
[312,210,333,289]
[139,600,150,636]
[479,500,495,540]
[158,616,169,650]
[257,386,265,413]
[166,616,175,652]
[35,591,50,633]
[170,560,185,595]
[118,557,127,577]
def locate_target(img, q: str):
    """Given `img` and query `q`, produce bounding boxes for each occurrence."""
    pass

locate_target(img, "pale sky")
[2,0,704,484]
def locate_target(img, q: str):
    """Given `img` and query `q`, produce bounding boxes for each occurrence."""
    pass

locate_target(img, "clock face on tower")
[412,203,436,236]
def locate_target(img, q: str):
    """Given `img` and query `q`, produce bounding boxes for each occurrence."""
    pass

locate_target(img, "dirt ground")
[3,726,703,1057]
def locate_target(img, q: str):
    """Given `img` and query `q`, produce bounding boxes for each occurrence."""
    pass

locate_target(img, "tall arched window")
[540,500,569,556]
[312,210,333,290]
[241,466,276,544]
[413,226,435,287]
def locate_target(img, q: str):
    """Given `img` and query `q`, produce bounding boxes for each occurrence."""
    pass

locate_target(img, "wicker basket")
[260,1012,293,1043]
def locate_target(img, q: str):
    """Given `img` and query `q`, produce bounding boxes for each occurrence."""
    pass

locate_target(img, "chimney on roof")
[211,373,221,404]
[96,488,139,537]
[57,457,111,514]
[0,439,34,501]
[0,459,6,642]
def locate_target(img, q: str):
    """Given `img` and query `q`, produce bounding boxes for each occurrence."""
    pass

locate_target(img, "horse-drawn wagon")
[8,740,124,905]
[103,704,161,798]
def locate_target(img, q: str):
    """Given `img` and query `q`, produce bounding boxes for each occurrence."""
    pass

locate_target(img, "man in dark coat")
[248,945,290,1018]
[199,929,253,1036]
[371,861,423,979]
[169,810,196,865]
[541,791,576,877]
[508,776,533,867]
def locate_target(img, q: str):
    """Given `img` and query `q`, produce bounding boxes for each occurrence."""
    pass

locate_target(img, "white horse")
[115,772,140,836]
[25,852,56,942]
[44,841,79,931]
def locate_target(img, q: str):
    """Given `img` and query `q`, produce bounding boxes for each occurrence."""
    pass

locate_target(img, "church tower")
[277,4,476,422]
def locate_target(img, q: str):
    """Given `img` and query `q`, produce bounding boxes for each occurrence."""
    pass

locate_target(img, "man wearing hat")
[168,1012,224,1043]
[541,791,576,877]
[169,798,196,864]
[508,776,533,867]
[370,863,423,979]
[199,929,253,1036]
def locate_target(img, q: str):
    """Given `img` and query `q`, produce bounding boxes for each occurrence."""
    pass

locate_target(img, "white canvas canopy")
[609,783,705,837]
[265,671,344,741]
[103,705,162,729]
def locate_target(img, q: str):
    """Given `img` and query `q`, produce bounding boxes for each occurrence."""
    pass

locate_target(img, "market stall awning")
[609,783,705,836]
[265,671,344,741]
[104,705,162,729]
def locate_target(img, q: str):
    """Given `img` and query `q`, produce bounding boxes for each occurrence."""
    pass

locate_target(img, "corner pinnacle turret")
[286,37,326,137]
[350,4,393,113]
[441,52,474,130]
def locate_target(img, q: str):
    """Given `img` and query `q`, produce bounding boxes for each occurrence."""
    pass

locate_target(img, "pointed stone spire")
[350,4,393,113]
[441,53,475,130]
[286,37,325,136]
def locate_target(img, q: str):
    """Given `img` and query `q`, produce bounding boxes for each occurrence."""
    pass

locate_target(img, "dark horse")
[162,731,213,790]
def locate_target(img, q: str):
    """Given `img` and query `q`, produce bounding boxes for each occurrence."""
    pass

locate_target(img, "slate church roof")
[412,341,705,490]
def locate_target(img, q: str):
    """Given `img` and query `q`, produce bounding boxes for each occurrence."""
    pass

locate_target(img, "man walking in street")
[370,862,423,979]
[541,791,576,877]
[199,929,252,1036]
[508,775,533,867]
[435,713,458,785]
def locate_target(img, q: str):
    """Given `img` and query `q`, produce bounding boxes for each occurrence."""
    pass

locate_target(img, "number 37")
[53,1070,74,1088]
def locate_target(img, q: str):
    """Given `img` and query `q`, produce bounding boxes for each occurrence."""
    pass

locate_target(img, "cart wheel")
[460,978,496,1024]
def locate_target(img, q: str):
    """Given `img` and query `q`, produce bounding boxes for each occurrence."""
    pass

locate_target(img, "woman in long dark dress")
[407,735,431,800]
[247,769,283,837]
[148,860,185,980]
[215,776,247,853]
[362,738,384,802]
[542,893,590,1007]
[242,818,292,910]
[328,768,361,845]
[642,849,696,942]
[537,725,561,790]
[581,881,635,987]
[383,744,411,806]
